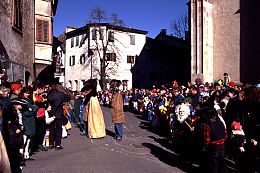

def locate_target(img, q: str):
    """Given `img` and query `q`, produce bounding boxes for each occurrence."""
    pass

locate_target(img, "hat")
[174,88,180,92]
[81,79,97,92]
[0,85,9,91]
[229,81,235,88]
[184,97,192,104]
[11,83,22,91]
[110,79,121,88]
[231,121,241,130]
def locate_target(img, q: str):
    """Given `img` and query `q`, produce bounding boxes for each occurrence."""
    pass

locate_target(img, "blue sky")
[53,0,188,38]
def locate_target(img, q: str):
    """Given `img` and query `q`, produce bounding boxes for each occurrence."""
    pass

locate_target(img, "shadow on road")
[105,129,115,138]
[142,142,201,173]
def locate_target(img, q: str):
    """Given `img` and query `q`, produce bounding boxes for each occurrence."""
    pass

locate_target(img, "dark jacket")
[47,90,70,118]
[4,108,23,149]
[22,98,37,137]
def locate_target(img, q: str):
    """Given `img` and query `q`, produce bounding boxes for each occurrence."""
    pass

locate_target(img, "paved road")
[23,107,198,173]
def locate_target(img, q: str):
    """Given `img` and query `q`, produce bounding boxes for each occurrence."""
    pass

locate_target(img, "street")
[23,107,198,173]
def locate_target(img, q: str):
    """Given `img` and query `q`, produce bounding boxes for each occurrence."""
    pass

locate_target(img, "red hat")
[11,83,22,91]
[231,121,241,130]
[151,89,157,93]
[229,81,235,88]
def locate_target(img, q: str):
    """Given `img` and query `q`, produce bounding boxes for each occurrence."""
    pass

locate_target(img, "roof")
[65,23,148,39]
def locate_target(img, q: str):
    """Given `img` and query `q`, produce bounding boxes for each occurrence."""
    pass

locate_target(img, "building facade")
[190,0,260,84]
[132,31,190,89]
[190,0,240,83]
[0,0,35,85]
[34,0,58,76]
[65,23,147,91]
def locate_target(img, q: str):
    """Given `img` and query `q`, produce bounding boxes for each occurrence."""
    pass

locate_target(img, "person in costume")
[32,83,48,152]
[110,80,125,141]
[81,79,106,139]
[9,83,22,101]
[47,84,70,150]
[20,87,37,160]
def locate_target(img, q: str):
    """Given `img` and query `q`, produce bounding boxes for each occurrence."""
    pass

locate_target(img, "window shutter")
[43,21,49,42]
[36,20,42,41]
[36,20,49,42]
[72,56,75,65]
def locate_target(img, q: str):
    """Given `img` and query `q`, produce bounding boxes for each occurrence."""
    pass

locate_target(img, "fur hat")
[110,79,121,89]
[81,79,97,92]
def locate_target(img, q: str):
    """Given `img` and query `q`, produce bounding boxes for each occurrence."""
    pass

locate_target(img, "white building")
[65,23,147,91]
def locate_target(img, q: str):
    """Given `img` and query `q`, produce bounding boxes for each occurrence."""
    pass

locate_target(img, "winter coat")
[111,92,125,123]
[22,99,37,137]
[47,90,70,119]
[3,109,23,149]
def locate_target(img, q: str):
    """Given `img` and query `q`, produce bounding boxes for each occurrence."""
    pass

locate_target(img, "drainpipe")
[11,62,14,82]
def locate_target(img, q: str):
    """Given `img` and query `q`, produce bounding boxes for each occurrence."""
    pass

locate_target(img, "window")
[71,38,74,48]
[68,81,72,88]
[108,31,114,42]
[81,34,86,44]
[122,80,128,90]
[69,56,75,66]
[76,36,79,46]
[106,53,116,62]
[12,0,23,32]
[99,29,104,40]
[80,54,85,64]
[130,35,135,45]
[127,56,135,64]
[55,66,61,73]
[36,20,49,42]
[92,29,97,40]
[75,80,78,91]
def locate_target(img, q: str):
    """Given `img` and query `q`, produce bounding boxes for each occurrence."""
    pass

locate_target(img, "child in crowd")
[231,119,246,153]
[44,105,55,147]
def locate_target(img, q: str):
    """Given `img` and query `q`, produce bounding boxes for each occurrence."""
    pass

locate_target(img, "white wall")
[65,25,146,91]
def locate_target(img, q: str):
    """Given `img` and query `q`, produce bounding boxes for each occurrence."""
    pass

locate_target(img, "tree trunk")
[100,59,106,90]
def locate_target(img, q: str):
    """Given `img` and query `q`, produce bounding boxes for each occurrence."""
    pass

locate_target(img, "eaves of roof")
[65,23,148,39]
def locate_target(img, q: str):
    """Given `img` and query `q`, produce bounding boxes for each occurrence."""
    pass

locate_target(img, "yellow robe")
[84,96,106,138]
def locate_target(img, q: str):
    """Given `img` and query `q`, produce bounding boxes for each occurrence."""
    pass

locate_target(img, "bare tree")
[170,12,188,39]
[84,7,125,90]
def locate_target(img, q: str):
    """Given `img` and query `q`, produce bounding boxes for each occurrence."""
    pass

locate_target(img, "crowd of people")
[98,78,258,173]
[0,75,259,173]
[0,78,125,173]
[0,80,75,173]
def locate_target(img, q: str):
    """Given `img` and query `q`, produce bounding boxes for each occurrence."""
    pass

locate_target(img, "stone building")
[190,0,260,84]
[65,23,147,91]
[0,0,35,85]
[34,0,58,76]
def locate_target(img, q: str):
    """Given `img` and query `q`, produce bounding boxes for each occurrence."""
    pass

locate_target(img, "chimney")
[160,29,167,35]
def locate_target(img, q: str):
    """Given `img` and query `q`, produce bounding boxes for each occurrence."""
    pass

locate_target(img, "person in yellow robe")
[81,79,106,139]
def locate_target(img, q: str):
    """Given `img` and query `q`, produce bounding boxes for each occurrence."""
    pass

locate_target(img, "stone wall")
[0,0,35,83]
[212,0,240,82]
